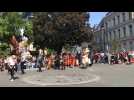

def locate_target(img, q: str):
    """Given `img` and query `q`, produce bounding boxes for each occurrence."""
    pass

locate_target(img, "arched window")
[129,41,133,50]
[129,24,133,36]
[123,27,126,37]
[113,17,116,26]
[114,30,116,40]
[117,15,120,24]
[122,13,126,22]
[118,29,120,39]
[129,12,132,20]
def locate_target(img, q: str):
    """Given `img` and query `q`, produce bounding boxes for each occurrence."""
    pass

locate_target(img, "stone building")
[95,12,134,52]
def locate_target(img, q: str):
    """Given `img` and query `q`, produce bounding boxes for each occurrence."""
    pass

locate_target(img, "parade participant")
[44,48,48,56]
[20,52,27,74]
[71,54,76,68]
[47,54,53,70]
[122,51,127,64]
[15,56,21,72]
[119,52,124,64]
[8,55,17,81]
[4,56,8,70]
[60,53,65,70]
[88,45,94,66]
[63,53,68,67]
[88,53,91,66]
[0,57,2,71]
[104,53,108,64]
[81,48,89,68]
[66,52,70,67]
[36,49,44,72]
[76,45,82,66]
[32,56,36,68]
[118,53,122,64]
[75,54,79,67]
[51,53,55,69]
[62,53,67,69]
[107,52,112,65]
[54,53,60,70]
[127,53,131,64]
[0,57,4,72]
[68,53,72,68]
[43,55,47,69]
[94,53,98,64]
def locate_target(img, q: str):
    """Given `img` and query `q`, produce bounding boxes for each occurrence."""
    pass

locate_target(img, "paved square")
[0,64,134,87]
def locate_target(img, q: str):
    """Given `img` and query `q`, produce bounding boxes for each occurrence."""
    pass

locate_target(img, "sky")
[89,12,107,27]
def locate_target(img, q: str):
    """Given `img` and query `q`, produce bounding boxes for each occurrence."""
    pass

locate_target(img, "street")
[0,64,134,87]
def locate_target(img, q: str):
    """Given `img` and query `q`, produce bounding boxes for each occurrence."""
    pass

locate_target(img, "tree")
[0,12,33,43]
[33,12,93,52]
[24,19,33,42]
[0,12,23,43]
[0,12,33,56]
[111,40,120,52]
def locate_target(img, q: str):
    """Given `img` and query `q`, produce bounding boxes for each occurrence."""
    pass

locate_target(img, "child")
[47,54,52,70]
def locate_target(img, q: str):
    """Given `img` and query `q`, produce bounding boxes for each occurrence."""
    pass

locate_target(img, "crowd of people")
[0,37,133,82]
[93,51,132,65]
[0,46,94,81]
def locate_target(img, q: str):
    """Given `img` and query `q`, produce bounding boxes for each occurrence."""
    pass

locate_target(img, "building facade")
[95,12,134,52]
[94,18,105,52]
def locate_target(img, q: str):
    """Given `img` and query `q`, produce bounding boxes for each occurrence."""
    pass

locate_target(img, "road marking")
[22,74,101,86]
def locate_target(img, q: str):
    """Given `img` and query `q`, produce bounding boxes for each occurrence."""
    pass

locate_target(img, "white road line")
[22,74,101,86]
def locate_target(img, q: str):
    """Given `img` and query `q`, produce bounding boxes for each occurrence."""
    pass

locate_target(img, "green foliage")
[33,12,93,52]
[0,12,33,55]
[0,12,33,43]
[24,20,33,41]
[0,43,8,51]
[0,43,10,57]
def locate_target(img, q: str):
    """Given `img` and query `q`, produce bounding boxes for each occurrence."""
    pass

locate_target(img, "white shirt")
[76,46,82,54]
[8,57,16,66]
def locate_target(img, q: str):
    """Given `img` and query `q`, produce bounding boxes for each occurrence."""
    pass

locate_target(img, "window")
[113,17,116,25]
[114,30,116,40]
[118,29,120,39]
[117,15,120,24]
[129,41,133,50]
[123,27,126,37]
[122,13,126,22]
[123,42,126,50]
[129,12,132,20]
[109,32,112,41]
[106,33,108,42]
[105,22,108,29]
[129,24,133,36]
[110,20,112,27]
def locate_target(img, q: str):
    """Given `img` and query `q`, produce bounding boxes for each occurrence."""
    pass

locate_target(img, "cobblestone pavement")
[0,64,134,87]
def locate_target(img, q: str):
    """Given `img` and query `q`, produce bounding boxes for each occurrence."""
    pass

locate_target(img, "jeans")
[9,66,15,79]
[20,61,26,74]
[78,54,82,65]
